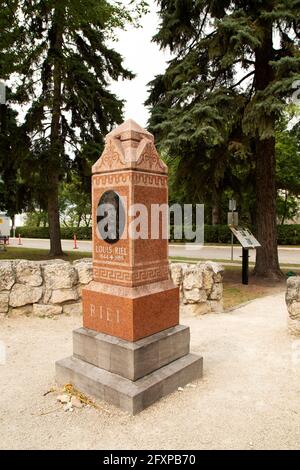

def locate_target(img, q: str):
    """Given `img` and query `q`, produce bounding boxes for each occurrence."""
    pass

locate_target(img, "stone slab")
[82,281,179,341]
[73,325,190,381]
[56,353,203,415]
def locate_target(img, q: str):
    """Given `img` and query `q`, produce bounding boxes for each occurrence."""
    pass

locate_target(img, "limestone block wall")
[0,259,224,317]
[170,261,224,315]
[286,276,300,335]
[0,259,92,317]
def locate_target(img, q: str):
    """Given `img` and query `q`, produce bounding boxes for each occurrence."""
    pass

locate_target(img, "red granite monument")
[56,119,203,414]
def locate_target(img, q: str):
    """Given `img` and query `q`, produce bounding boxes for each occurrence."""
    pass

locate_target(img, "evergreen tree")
[0,1,28,221]
[3,0,146,255]
[276,108,300,223]
[0,89,31,221]
[147,0,300,278]
[276,109,300,196]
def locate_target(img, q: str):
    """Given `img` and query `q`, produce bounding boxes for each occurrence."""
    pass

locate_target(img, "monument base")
[56,354,202,415]
[56,325,203,414]
[82,280,179,342]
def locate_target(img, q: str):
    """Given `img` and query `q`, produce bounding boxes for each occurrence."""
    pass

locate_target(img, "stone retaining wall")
[0,259,92,317]
[0,259,224,317]
[286,276,300,335]
[170,261,224,315]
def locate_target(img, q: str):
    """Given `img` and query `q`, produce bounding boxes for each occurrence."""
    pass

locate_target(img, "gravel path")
[1,292,300,450]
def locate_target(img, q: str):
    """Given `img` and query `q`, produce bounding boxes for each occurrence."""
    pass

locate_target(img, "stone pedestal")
[56,325,203,414]
[56,119,203,414]
[82,280,179,342]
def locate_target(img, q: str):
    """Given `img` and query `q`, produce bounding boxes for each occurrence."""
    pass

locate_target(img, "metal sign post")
[229,226,261,285]
[242,248,249,285]
[228,199,237,261]
[0,82,6,134]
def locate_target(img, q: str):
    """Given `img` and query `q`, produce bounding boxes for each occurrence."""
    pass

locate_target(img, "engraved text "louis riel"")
[90,304,120,323]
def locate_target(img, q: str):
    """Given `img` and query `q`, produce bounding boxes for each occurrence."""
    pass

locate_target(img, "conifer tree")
[148,0,300,278]
[2,0,146,255]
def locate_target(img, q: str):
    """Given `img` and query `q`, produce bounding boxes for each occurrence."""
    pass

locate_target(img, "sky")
[109,0,170,128]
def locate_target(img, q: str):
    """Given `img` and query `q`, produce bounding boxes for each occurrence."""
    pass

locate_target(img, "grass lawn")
[0,246,91,262]
[223,283,284,309]
[0,246,294,310]
[222,269,289,309]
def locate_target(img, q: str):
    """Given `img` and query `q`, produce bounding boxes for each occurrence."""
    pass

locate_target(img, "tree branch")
[231,70,255,89]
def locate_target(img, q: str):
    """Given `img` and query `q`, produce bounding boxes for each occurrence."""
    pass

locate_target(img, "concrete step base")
[73,325,190,381]
[56,353,203,415]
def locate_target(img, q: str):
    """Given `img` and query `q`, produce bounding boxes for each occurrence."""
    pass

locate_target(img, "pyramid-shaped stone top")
[106,119,154,143]
[92,119,167,175]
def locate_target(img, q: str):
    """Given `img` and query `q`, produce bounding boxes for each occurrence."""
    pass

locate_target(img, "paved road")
[10,237,300,265]
[170,244,300,265]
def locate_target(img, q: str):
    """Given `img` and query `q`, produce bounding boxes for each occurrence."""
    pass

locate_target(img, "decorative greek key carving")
[93,264,169,286]
[93,171,167,188]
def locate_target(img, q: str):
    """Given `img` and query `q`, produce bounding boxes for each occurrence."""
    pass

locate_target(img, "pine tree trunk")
[253,16,283,279]
[212,206,221,225]
[254,137,282,278]
[211,188,221,225]
[48,173,62,256]
[48,3,64,256]
[11,215,15,237]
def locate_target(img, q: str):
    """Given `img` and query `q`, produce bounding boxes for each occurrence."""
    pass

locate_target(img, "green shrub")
[15,226,92,240]
[170,224,300,245]
[15,226,50,239]
[204,225,233,243]
[277,225,300,245]
[169,224,233,243]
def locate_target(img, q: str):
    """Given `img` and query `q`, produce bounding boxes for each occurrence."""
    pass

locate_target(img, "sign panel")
[228,212,239,227]
[229,199,237,211]
[230,226,261,249]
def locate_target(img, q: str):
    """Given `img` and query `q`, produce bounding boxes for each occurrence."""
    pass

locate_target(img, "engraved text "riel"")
[90,304,121,323]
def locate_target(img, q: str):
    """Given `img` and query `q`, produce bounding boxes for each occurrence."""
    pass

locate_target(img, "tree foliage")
[147,0,300,278]
[276,108,300,195]
[1,0,147,254]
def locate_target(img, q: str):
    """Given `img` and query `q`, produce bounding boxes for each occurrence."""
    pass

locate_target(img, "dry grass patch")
[223,269,288,310]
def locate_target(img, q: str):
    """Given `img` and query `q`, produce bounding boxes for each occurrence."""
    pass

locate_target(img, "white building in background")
[0,213,10,237]
[0,214,25,232]
[15,214,26,227]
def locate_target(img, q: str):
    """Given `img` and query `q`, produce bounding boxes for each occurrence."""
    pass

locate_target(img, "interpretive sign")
[230,226,261,249]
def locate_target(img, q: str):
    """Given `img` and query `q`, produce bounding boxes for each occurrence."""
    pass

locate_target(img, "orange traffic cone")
[74,234,78,250]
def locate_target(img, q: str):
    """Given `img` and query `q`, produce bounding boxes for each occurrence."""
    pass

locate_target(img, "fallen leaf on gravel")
[63,402,73,412]
[57,394,70,404]
[71,396,83,409]
[63,383,99,409]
